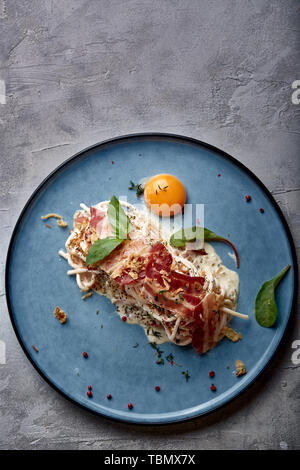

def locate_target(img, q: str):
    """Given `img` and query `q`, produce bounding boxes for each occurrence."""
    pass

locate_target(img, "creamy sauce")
[190,242,239,309]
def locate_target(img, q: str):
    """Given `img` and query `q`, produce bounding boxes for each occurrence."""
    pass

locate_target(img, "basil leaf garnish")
[86,237,123,266]
[255,265,290,327]
[170,226,239,268]
[107,195,131,239]
[86,196,131,266]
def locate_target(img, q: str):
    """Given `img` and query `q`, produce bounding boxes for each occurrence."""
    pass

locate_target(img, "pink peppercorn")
[83,351,88,358]
[260,208,264,213]
[111,161,114,164]
[210,384,216,392]
[155,386,160,392]
[128,402,133,409]
[121,316,127,322]
[209,370,215,378]
[88,385,92,390]
[107,393,112,399]
[245,195,251,202]
[87,390,93,398]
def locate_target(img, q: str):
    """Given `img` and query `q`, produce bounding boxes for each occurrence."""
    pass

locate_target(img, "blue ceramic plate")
[6,134,297,424]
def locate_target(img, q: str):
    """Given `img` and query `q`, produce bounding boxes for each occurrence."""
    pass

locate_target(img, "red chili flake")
[209,370,215,378]
[128,402,133,409]
[87,390,93,398]
[121,316,127,322]
[88,385,92,390]
[199,249,207,256]
[111,161,114,164]
[45,223,51,229]
[32,345,39,353]
[170,361,174,366]
[245,195,251,202]
[217,173,221,177]
[180,321,185,326]
[210,384,217,392]
[107,393,112,399]
[155,385,160,392]
[83,351,88,358]
[260,208,264,213]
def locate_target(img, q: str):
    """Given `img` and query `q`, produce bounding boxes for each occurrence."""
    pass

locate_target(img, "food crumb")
[57,218,68,228]
[41,213,63,220]
[82,292,93,300]
[45,223,51,229]
[236,359,247,377]
[54,306,67,324]
[222,326,242,343]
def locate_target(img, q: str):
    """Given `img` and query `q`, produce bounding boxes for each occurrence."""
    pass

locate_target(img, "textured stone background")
[0,0,300,450]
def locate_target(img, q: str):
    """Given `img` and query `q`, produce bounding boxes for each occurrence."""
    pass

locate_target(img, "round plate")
[6,133,297,424]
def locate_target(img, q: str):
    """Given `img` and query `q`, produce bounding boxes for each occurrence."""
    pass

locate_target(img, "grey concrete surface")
[0,0,300,450]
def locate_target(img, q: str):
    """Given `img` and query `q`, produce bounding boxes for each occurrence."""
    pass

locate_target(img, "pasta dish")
[59,199,240,354]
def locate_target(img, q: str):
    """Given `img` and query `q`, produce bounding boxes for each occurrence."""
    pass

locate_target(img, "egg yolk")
[144,174,186,216]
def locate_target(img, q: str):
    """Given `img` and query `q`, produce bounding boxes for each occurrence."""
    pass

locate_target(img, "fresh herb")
[156,184,168,194]
[255,265,291,327]
[170,226,239,268]
[166,353,174,363]
[107,195,131,239]
[129,180,144,197]
[182,370,191,382]
[156,358,164,365]
[86,196,130,266]
[133,343,139,348]
[179,293,184,300]
[149,342,164,364]
[86,237,123,266]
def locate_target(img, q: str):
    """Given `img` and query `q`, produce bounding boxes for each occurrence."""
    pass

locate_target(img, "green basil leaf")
[170,226,239,268]
[86,237,123,266]
[107,195,131,239]
[255,265,290,327]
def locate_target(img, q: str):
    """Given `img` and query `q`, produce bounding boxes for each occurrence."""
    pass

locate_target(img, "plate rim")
[5,132,298,425]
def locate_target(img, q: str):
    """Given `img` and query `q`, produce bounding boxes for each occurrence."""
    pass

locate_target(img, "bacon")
[90,207,108,237]
[77,208,228,354]
[74,211,89,228]
[192,293,228,354]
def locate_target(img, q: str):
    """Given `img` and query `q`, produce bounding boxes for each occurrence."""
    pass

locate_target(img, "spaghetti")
[59,200,240,353]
